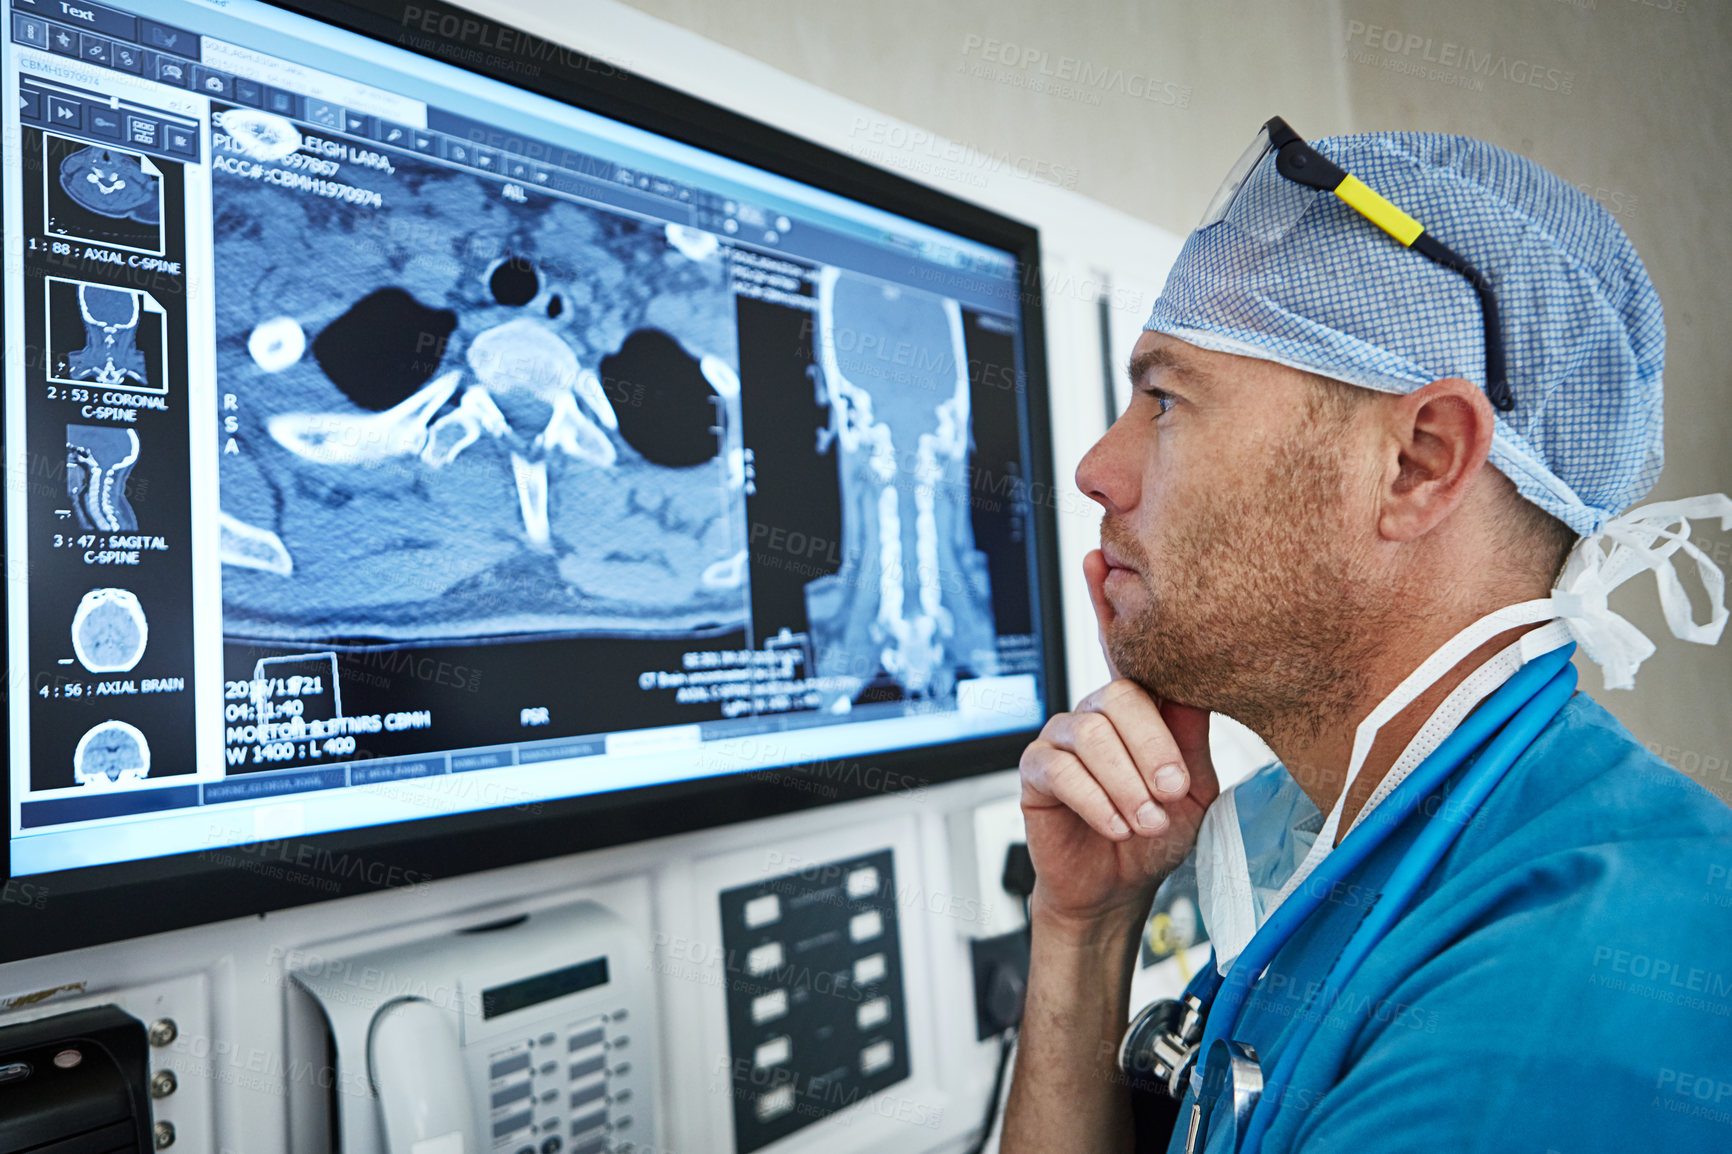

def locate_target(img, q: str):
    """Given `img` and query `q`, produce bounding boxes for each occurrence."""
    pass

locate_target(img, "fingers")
[1022,685,1189,840]
[1076,678,1191,807]
[1020,741,1135,841]
[1082,549,1123,681]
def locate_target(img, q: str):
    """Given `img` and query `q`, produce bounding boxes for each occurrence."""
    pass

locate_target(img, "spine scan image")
[807,269,999,707]
[65,424,141,532]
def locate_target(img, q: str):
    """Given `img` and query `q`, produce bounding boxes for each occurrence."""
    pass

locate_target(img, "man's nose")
[1075,419,1139,516]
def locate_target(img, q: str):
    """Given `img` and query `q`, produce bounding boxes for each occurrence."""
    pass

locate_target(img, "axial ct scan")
[211,110,748,643]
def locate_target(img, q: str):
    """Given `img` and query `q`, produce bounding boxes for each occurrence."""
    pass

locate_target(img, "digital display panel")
[482,956,609,1020]
[2,0,1052,891]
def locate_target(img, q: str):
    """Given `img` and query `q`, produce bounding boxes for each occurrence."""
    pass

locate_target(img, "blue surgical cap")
[1143,131,1665,538]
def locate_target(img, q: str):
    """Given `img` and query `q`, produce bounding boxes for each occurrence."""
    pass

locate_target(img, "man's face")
[1075,332,1393,736]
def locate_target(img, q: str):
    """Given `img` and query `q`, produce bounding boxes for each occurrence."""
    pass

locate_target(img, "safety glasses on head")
[1199,116,1513,411]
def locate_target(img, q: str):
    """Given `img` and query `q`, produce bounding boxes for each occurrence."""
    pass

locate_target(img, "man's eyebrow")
[1126,345,1208,390]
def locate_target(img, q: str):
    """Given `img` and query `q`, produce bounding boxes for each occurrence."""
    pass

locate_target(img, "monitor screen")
[2,0,1060,949]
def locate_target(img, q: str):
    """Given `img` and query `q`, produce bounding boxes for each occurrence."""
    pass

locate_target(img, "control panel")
[718,849,911,1153]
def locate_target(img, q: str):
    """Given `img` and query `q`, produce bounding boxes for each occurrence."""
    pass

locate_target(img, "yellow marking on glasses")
[1334,174,1424,246]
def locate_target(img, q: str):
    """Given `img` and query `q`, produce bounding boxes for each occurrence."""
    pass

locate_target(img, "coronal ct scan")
[73,719,151,788]
[47,280,166,393]
[807,269,998,706]
[211,109,749,643]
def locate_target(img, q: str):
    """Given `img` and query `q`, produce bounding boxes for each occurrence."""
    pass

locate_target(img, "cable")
[965,841,1037,1154]
[966,1026,1018,1154]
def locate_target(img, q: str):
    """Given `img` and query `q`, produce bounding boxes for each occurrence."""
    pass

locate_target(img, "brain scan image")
[66,424,141,532]
[43,134,165,255]
[210,121,747,643]
[73,720,151,787]
[806,268,998,706]
[71,588,149,673]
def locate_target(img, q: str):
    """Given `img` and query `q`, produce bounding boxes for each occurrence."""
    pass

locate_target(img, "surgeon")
[1001,118,1732,1154]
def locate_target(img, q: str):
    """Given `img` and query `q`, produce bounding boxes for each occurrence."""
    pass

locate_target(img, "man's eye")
[1147,388,1176,418]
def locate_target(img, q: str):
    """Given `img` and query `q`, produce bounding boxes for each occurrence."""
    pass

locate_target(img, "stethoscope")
[1120,640,1580,1154]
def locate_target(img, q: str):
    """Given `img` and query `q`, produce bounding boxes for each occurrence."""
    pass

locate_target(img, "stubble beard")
[1101,434,1392,746]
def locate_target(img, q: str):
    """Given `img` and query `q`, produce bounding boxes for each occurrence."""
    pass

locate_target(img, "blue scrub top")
[1155,692,1732,1153]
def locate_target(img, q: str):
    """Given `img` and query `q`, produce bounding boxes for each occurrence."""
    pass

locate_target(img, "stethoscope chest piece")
[1119,991,1208,1099]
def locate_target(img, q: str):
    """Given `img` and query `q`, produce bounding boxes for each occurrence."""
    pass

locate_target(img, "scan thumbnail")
[47,279,168,394]
[73,720,151,788]
[43,133,166,255]
[66,423,141,531]
[72,588,149,673]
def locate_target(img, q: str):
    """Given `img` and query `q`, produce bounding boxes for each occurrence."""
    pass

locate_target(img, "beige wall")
[581,0,1732,800]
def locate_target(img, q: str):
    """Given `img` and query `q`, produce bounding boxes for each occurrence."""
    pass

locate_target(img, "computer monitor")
[1,0,1063,960]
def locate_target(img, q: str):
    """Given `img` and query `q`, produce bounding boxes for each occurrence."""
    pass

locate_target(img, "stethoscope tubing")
[1233,652,1579,1153]
[1184,641,1579,1150]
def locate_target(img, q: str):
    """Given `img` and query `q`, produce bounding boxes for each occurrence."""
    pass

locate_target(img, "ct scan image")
[71,588,149,673]
[46,279,168,394]
[804,267,998,707]
[43,133,166,255]
[211,108,750,644]
[65,423,141,531]
[72,720,151,788]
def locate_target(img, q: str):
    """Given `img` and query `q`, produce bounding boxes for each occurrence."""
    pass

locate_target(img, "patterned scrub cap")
[1143,130,1662,539]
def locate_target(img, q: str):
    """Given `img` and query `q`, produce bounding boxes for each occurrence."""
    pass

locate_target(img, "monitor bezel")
[0,0,1066,963]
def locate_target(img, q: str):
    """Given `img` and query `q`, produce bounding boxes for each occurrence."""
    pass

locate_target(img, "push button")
[46,95,81,130]
[192,67,232,98]
[43,0,136,39]
[139,18,197,57]
[153,54,188,87]
[126,115,159,148]
[87,107,124,140]
[163,124,196,156]
[304,99,343,129]
[47,24,79,56]
[11,14,50,50]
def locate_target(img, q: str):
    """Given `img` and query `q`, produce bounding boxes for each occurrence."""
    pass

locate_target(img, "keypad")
[485,1009,637,1154]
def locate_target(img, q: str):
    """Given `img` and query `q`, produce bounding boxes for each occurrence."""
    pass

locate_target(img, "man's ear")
[1378,378,1496,543]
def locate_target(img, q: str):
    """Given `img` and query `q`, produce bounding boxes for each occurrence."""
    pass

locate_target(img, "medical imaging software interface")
[3,0,1046,874]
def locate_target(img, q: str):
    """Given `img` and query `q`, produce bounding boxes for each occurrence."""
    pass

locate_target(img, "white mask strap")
[1548,494,1732,690]
[1344,619,1572,840]
[1280,598,1561,903]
